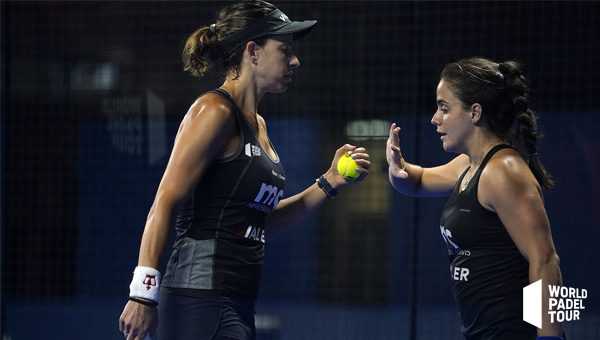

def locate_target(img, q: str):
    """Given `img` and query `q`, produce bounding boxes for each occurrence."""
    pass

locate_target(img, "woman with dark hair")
[119,1,371,339]
[387,57,564,339]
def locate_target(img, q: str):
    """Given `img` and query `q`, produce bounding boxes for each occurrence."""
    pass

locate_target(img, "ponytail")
[182,26,219,78]
[498,61,554,190]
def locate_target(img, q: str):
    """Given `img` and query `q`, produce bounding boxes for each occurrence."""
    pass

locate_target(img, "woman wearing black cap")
[118,1,371,339]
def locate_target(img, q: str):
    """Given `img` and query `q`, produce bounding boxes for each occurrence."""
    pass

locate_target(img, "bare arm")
[119,94,236,340]
[386,123,469,197]
[138,95,235,267]
[479,150,563,337]
[265,144,371,236]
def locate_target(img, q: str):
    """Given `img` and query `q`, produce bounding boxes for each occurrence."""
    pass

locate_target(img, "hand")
[324,144,371,189]
[386,123,408,179]
[119,300,158,340]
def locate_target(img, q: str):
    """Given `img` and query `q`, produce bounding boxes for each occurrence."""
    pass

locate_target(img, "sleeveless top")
[162,89,286,301]
[439,145,535,339]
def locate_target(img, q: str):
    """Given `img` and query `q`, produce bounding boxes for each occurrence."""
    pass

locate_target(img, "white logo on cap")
[279,13,289,22]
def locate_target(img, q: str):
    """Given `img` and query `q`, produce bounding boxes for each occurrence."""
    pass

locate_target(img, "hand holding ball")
[337,153,363,179]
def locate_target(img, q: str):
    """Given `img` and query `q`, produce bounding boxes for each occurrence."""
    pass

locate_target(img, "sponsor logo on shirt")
[272,169,285,180]
[243,225,265,243]
[440,225,471,255]
[441,225,471,281]
[247,183,284,214]
[450,265,470,281]
[245,143,262,157]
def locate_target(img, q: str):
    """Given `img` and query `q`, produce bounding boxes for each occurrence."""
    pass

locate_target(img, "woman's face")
[431,79,473,154]
[254,34,300,93]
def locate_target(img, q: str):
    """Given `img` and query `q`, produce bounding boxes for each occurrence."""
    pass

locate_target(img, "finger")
[342,143,355,151]
[134,332,147,340]
[128,331,142,340]
[122,323,130,337]
[120,321,132,335]
[392,127,401,145]
[350,152,370,162]
[349,153,368,160]
[341,144,356,155]
[356,159,371,170]
[391,145,402,159]
[119,311,127,332]
[352,146,367,154]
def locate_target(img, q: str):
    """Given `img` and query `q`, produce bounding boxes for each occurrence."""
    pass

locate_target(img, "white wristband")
[129,266,161,302]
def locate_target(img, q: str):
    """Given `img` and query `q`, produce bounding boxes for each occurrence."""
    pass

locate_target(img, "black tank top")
[439,145,535,339]
[162,89,286,300]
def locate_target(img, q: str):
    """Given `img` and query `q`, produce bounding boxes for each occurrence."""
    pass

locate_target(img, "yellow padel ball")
[337,154,362,179]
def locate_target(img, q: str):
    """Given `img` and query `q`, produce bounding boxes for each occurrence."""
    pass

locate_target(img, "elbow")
[547,252,561,267]
[154,187,186,214]
[533,252,560,268]
[529,251,562,280]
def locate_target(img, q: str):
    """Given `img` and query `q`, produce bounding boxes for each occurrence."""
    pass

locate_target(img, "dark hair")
[182,0,276,79]
[441,57,554,190]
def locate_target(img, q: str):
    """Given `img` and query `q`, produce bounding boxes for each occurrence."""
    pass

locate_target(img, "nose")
[431,109,441,126]
[290,55,300,69]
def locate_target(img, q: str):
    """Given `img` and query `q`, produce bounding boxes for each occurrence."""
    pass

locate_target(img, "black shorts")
[158,288,256,340]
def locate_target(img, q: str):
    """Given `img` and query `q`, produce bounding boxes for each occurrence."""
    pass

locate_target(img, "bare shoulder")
[173,92,237,150]
[186,92,234,122]
[479,148,541,210]
[483,148,533,182]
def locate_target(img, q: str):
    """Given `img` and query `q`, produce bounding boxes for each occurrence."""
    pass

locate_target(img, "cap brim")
[272,20,317,40]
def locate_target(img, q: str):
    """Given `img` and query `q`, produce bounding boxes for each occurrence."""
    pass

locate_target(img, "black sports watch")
[316,175,339,200]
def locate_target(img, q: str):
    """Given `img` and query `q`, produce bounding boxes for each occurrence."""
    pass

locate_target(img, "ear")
[246,41,259,64]
[470,103,482,124]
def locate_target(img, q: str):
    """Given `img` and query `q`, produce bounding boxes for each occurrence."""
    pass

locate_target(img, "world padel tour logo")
[523,280,588,328]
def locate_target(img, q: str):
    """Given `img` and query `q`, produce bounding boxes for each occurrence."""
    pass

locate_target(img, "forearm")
[266,173,338,236]
[388,161,423,196]
[530,255,563,337]
[137,203,177,269]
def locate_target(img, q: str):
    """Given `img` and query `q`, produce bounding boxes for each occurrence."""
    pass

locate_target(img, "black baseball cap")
[219,8,317,57]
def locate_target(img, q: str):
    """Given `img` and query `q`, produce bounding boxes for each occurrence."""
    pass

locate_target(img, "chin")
[441,142,454,153]
[269,86,289,94]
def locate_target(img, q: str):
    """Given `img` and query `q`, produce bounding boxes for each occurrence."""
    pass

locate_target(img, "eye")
[280,44,294,56]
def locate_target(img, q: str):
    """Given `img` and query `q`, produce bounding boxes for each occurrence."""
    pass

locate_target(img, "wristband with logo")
[129,266,161,302]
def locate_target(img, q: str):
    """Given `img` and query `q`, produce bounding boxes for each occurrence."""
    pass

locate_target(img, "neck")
[220,78,262,117]
[468,137,502,168]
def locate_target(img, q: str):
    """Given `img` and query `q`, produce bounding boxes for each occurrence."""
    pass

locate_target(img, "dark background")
[2,1,599,339]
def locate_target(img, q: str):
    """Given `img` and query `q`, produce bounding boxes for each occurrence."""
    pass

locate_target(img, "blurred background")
[2,1,599,339]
